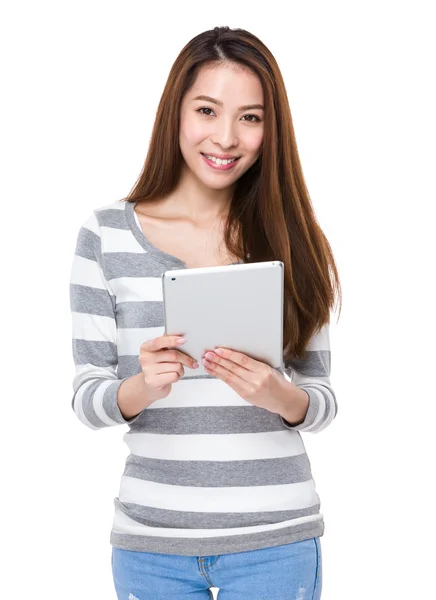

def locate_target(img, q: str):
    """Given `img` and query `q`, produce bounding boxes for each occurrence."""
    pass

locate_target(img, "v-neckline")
[124,200,244,270]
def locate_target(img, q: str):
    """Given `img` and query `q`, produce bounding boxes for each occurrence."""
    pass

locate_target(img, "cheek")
[246,130,264,154]
[180,116,208,148]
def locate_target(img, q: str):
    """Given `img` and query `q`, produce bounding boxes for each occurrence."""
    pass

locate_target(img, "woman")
[70,25,341,600]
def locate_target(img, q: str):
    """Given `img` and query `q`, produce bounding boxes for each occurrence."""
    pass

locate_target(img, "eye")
[197,107,215,117]
[242,114,261,123]
[196,108,261,122]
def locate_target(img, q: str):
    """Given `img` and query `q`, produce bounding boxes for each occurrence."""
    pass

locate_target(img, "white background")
[1,1,435,598]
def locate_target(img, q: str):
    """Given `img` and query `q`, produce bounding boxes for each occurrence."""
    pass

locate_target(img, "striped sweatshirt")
[69,198,338,556]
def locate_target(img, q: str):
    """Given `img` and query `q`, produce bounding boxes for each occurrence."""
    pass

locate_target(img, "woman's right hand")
[138,334,199,402]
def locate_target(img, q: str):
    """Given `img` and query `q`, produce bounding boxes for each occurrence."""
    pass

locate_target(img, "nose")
[211,116,238,149]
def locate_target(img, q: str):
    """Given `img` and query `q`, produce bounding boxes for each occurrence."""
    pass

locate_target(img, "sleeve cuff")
[105,378,146,425]
[280,388,319,432]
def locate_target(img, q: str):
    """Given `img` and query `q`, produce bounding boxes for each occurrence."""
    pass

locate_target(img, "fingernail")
[192,361,199,369]
[176,337,186,344]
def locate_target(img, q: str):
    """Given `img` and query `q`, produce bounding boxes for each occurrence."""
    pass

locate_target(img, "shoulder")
[95,199,128,213]
[79,199,129,233]
[77,200,128,241]
[94,199,128,221]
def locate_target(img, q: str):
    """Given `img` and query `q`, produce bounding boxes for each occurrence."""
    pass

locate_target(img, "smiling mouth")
[201,153,241,165]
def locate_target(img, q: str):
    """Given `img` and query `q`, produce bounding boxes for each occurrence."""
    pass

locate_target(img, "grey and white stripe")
[69,199,338,556]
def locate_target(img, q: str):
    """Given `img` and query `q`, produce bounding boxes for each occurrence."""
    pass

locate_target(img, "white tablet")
[162,261,284,378]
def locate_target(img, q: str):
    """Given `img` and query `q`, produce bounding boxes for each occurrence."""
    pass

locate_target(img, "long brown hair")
[121,26,342,363]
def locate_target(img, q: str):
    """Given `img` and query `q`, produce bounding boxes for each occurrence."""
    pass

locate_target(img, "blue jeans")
[111,536,322,599]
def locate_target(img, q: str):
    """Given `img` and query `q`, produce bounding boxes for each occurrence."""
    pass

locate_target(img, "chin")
[199,176,235,190]
[188,162,237,187]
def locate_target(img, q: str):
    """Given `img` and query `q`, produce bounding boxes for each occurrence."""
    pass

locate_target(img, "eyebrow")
[192,95,264,111]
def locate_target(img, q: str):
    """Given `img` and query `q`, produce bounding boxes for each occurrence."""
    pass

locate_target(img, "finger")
[203,352,250,380]
[156,362,185,377]
[142,334,185,352]
[157,349,198,369]
[153,371,183,387]
[210,348,258,372]
[204,361,252,393]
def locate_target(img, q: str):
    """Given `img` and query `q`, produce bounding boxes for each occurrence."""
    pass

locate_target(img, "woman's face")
[179,62,264,190]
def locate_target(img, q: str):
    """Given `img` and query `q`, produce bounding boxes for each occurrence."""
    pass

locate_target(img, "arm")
[276,383,310,426]
[279,319,338,433]
[69,210,146,430]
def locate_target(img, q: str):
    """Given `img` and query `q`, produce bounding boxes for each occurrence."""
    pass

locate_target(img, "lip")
[201,153,240,171]
[201,152,240,160]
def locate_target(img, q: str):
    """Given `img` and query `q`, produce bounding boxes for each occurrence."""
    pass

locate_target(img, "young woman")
[70,25,341,600]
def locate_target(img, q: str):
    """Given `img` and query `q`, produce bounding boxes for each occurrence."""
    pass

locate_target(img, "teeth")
[204,154,237,165]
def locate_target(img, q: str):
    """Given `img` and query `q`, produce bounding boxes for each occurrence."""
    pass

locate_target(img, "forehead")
[186,63,263,103]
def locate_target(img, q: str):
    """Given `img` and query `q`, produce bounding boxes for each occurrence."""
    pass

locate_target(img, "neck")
[166,162,234,223]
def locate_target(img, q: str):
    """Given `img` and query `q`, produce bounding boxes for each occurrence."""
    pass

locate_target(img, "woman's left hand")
[202,347,287,414]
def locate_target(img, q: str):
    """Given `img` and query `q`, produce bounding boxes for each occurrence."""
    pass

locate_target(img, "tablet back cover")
[162,261,284,378]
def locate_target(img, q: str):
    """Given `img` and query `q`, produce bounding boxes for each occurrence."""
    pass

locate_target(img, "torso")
[134,202,240,269]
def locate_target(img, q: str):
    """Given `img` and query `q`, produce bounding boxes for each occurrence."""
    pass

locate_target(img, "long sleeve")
[69,211,143,430]
[280,319,338,433]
